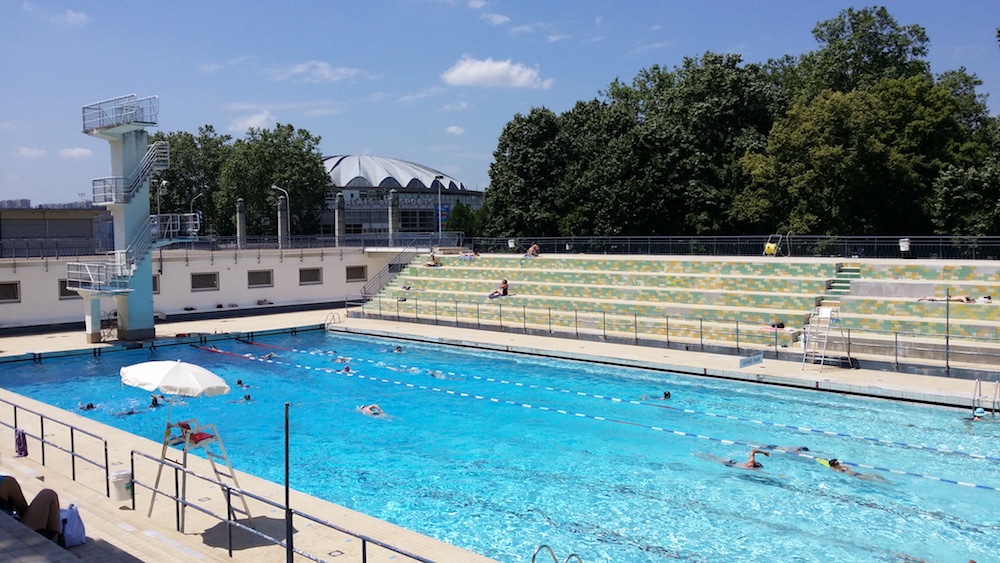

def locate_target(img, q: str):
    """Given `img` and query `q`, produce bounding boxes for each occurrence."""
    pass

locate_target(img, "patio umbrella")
[120,360,230,423]
[120,360,230,517]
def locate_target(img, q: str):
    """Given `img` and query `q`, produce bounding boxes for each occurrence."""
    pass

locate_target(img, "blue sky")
[2,1,998,205]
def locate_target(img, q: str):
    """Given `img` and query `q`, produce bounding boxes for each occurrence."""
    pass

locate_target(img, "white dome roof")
[323,155,466,191]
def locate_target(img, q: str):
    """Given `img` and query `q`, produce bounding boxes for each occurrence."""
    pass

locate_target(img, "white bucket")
[109,470,133,501]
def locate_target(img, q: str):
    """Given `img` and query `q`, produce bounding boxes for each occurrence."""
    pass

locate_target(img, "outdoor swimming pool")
[3,330,998,562]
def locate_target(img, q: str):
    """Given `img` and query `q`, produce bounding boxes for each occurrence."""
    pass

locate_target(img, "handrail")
[129,449,436,562]
[532,545,559,563]
[91,141,169,204]
[360,239,424,298]
[0,396,110,497]
[82,94,159,132]
[356,295,1000,373]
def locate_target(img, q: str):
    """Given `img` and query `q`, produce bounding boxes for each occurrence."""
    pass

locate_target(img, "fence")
[0,396,110,496]
[351,295,1000,374]
[129,449,436,562]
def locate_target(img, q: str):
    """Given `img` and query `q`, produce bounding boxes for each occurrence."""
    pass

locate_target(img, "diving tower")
[67,94,198,343]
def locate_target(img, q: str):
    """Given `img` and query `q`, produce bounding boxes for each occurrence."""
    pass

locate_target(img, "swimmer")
[359,404,385,417]
[237,379,250,389]
[262,352,277,360]
[393,346,403,353]
[763,445,810,453]
[341,365,351,373]
[698,449,769,470]
[79,402,96,411]
[825,459,888,482]
[642,391,671,400]
[972,407,986,421]
[150,395,161,408]
[334,356,349,363]
[241,394,253,402]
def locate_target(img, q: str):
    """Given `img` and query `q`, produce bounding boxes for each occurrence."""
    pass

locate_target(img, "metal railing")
[82,93,159,133]
[129,449,437,562]
[470,235,1000,260]
[351,295,1000,374]
[0,396,110,496]
[92,140,169,204]
[360,239,424,298]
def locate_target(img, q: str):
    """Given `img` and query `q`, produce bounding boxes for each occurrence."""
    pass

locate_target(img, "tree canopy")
[483,6,999,238]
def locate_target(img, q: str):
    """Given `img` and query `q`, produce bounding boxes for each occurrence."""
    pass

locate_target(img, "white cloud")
[54,9,87,26]
[441,56,554,89]
[480,13,509,25]
[199,63,224,74]
[397,86,445,103]
[14,147,45,158]
[444,100,470,111]
[595,16,604,26]
[58,148,92,159]
[467,0,486,8]
[547,34,569,42]
[228,110,276,133]
[273,61,361,83]
[445,125,465,135]
[632,42,669,55]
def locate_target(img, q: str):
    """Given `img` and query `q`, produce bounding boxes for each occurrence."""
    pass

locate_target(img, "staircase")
[91,140,170,204]
[826,263,860,296]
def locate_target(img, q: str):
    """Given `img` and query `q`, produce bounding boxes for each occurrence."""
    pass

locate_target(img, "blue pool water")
[3,331,998,562]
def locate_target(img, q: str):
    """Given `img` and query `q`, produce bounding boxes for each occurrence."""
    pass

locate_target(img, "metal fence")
[0,396,110,496]
[5,233,1000,261]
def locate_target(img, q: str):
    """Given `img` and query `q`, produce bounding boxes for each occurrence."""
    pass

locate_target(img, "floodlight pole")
[271,184,290,233]
[434,175,444,242]
[189,192,204,214]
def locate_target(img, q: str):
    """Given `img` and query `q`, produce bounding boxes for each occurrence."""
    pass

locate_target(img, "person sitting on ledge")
[0,476,62,543]
[423,253,440,267]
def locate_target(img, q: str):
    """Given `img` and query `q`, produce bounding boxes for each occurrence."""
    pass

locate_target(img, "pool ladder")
[973,378,1000,414]
[324,311,342,330]
[532,544,584,563]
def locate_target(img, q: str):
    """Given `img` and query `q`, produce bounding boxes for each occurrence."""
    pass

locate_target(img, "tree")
[796,6,930,99]
[930,158,1000,236]
[444,200,479,237]
[150,126,232,234]
[216,124,328,236]
[483,108,564,237]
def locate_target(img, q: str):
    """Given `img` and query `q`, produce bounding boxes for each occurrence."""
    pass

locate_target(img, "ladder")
[532,544,584,563]
[148,418,252,530]
[802,306,847,371]
[973,379,1000,415]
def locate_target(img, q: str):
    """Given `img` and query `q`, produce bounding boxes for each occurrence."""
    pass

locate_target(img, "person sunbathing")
[488,279,509,298]
[0,476,62,542]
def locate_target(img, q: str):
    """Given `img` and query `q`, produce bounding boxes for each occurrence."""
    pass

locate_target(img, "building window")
[58,279,82,300]
[191,272,219,292]
[152,274,160,294]
[248,270,274,288]
[0,282,20,303]
[346,265,367,283]
[299,267,322,285]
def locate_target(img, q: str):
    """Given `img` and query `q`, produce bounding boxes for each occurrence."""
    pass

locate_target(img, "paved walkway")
[0,308,992,561]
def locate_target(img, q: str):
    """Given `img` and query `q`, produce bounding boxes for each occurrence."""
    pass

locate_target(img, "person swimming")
[359,404,385,417]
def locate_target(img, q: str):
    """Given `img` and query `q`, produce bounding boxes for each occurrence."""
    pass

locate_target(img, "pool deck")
[0,308,994,562]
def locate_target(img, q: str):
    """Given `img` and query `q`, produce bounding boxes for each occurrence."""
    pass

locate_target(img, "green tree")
[797,6,930,99]
[216,124,328,236]
[931,158,1000,236]
[483,108,564,237]
[444,199,478,237]
[150,126,232,234]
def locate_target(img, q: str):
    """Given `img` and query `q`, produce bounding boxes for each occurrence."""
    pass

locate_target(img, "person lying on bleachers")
[0,475,62,542]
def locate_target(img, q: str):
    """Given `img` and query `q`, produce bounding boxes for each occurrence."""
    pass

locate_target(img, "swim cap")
[974,407,986,417]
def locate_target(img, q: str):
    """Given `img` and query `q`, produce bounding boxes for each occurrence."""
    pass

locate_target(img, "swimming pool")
[3,331,998,562]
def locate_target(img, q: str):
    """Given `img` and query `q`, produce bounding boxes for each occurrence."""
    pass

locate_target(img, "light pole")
[157,180,168,215]
[434,175,444,237]
[189,192,204,214]
[271,185,290,235]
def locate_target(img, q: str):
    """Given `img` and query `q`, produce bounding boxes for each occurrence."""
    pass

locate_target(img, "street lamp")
[157,180,168,215]
[271,184,290,235]
[189,192,204,214]
[434,175,444,237]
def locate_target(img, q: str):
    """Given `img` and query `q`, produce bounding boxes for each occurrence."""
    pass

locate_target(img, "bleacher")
[357,253,1000,373]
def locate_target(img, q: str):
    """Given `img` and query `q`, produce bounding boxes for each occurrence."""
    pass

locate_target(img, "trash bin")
[898,238,911,252]
[507,239,516,249]
[109,470,133,501]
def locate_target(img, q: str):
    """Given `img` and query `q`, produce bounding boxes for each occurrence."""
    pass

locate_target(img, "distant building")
[0,199,32,209]
[322,155,483,235]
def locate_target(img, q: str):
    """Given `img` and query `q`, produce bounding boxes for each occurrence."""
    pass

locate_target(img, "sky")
[2,1,998,206]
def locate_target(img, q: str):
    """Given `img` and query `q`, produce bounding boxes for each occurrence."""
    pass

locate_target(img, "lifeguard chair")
[148,418,252,530]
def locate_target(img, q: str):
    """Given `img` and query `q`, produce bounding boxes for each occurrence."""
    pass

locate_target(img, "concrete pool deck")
[0,308,994,561]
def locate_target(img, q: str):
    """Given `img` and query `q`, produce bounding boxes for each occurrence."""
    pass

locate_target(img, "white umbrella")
[120,360,230,398]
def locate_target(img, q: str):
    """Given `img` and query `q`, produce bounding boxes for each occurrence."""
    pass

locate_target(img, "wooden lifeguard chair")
[148,418,252,530]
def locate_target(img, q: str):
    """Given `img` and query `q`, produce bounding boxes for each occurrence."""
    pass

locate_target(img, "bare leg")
[0,476,30,515]
[21,488,60,533]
